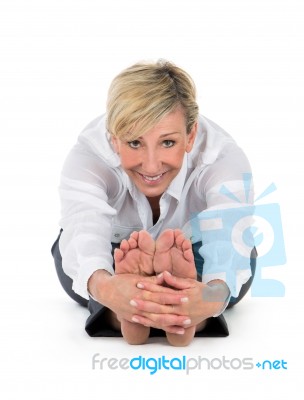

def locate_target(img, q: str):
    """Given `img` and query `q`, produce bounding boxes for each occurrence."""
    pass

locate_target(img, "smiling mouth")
[137,172,167,183]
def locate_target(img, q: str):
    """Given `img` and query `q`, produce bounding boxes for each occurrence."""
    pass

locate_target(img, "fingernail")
[176,329,185,335]
[165,271,171,276]
[132,317,139,323]
[183,319,191,325]
[130,300,138,307]
[157,273,163,279]
[180,297,189,303]
[137,283,144,289]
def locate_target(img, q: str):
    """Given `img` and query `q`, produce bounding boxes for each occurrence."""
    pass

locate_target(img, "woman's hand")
[88,269,192,334]
[130,271,230,329]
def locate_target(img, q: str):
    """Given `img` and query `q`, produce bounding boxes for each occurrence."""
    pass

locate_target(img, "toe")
[155,229,174,252]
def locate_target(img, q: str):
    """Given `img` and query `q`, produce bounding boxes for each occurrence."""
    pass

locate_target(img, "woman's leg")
[226,247,257,308]
[51,229,89,307]
[191,242,257,336]
[51,230,123,337]
[192,241,257,305]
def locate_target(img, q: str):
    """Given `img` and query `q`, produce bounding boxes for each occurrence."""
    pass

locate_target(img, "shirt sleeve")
[58,143,119,300]
[196,143,255,300]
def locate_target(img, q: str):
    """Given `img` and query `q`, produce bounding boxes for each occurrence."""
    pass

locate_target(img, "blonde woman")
[52,60,256,346]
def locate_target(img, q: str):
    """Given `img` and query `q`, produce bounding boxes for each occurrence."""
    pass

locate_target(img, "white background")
[0,0,303,398]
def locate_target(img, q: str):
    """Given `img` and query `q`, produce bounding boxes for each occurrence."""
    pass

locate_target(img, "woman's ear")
[111,136,120,154]
[185,122,198,153]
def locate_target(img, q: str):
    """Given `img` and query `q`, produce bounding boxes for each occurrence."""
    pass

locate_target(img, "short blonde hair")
[106,60,199,140]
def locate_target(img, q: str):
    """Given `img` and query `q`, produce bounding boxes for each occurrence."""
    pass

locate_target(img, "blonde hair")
[106,60,199,140]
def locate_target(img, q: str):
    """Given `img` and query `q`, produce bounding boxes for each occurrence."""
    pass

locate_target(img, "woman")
[52,60,256,346]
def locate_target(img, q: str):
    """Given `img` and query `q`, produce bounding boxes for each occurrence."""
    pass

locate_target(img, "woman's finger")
[161,271,196,289]
[132,312,191,331]
[137,290,189,305]
[136,280,182,294]
[130,297,187,313]
[132,314,186,334]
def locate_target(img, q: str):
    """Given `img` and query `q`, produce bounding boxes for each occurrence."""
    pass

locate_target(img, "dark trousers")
[51,229,257,337]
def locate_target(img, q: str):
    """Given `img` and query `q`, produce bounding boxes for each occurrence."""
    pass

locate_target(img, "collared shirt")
[58,114,255,301]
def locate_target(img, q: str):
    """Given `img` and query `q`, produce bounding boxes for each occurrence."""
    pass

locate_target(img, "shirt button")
[114,233,120,238]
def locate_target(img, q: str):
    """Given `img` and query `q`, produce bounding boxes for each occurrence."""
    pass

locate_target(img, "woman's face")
[112,107,197,199]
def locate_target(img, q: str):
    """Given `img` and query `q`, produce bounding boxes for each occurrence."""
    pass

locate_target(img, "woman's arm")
[59,143,121,300]
[196,143,255,300]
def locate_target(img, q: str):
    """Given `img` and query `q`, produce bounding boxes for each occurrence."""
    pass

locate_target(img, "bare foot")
[114,230,155,276]
[114,230,155,344]
[153,229,197,279]
[154,229,197,346]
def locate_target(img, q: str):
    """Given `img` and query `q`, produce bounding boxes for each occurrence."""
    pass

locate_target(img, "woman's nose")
[141,149,162,174]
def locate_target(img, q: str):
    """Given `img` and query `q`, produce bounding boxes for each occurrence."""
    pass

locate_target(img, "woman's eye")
[128,140,141,149]
[163,140,175,148]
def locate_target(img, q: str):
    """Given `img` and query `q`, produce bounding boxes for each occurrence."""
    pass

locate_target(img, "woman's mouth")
[137,172,166,184]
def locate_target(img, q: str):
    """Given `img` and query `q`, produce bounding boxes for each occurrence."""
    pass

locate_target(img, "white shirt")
[58,114,255,301]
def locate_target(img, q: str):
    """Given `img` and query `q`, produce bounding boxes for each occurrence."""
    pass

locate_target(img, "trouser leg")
[51,229,88,307]
[191,242,257,336]
[227,247,257,308]
[51,230,121,336]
